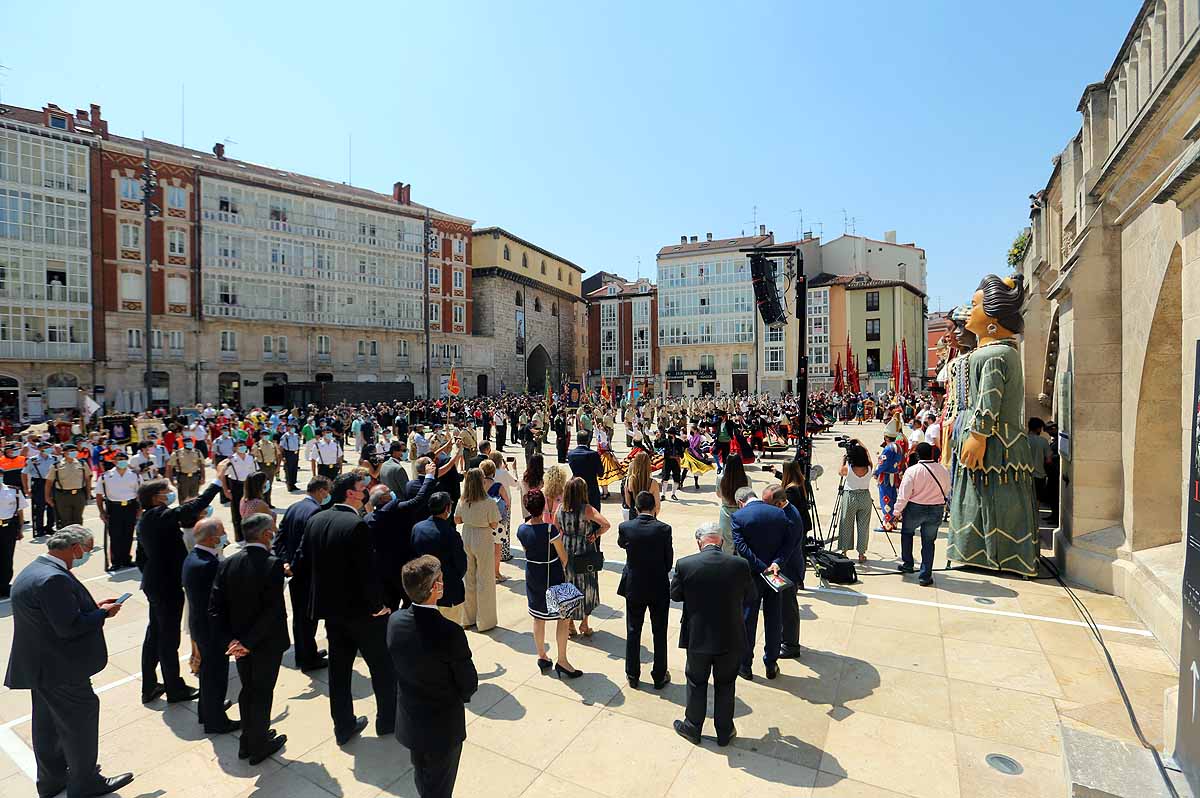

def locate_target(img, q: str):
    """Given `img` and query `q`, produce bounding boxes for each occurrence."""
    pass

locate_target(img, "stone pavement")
[0,421,1178,797]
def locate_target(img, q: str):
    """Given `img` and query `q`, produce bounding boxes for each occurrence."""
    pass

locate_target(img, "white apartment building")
[0,106,97,420]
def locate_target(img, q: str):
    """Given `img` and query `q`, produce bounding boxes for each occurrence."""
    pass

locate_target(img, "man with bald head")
[182,518,238,733]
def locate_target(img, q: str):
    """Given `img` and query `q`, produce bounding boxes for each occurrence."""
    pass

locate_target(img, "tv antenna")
[842,209,857,235]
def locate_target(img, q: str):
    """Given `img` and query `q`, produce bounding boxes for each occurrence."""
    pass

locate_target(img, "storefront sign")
[1177,340,1200,794]
[665,368,716,380]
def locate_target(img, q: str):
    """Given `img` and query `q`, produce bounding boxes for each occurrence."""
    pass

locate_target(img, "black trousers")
[104,500,137,568]
[283,450,300,488]
[411,742,463,798]
[510,423,519,444]
[227,478,245,541]
[0,519,18,596]
[196,636,231,729]
[780,584,800,649]
[316,464,339,481]
[31,681,100,797]
[625,597,668,682]
[235,649,283,757]
[494,426,505,452]
[683,650,740,739]
[289,576,321,668]
[325,615,396,737]
[661,458,682,485]
[30,478,54,535]
[142,591,187,696]
[557,437,568,463]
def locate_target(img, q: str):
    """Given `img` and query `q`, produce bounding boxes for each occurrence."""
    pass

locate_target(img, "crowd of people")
[0,386,1060,798]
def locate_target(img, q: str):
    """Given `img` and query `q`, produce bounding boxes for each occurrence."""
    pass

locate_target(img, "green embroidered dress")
[947,340,1039,576]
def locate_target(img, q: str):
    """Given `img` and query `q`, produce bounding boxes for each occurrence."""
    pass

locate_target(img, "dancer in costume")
[595,424,624,498]
[948,275,1039,577]
[680,424,715,489]
[875,425,903,527]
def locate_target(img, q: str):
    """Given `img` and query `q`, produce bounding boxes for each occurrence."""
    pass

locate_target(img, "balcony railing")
[219,349,239,361]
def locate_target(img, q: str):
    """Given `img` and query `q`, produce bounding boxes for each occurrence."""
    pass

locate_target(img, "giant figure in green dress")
[947,274,1039,576]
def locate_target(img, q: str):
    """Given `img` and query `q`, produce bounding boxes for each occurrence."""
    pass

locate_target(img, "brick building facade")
[586,275,658,398]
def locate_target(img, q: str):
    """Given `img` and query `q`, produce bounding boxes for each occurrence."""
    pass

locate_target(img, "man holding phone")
[4,526,134,798]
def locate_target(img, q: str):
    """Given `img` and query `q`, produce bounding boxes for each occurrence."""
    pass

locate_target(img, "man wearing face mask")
[46,442,91,530]
[166,436,207,501]
[22,441,57,538]
[295,473,395,745]
[0,477,28,597]
[94,453,143,571]
[276,476,333,672]
[182,517,238,734]
[279,424,302,491]
[307,428,344,481]
[222,441,260,543]
[5,526,134,798]
[135,477,223,705]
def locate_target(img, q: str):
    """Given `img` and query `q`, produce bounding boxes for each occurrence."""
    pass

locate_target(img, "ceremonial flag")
[447,367,461,396]
[545,369,552,409]
[81,391,102,419]
[889,343,899,392]
[600,375,610,404]
[901,338,911,395]
[832,351,844,394]
[850,356,861,392]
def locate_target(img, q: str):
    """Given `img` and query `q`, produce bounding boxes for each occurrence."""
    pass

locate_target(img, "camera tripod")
[822,469,898,558]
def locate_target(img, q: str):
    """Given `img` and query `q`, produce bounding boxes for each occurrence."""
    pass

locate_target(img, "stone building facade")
[1018,0,1200,705]
[470,227,585,395]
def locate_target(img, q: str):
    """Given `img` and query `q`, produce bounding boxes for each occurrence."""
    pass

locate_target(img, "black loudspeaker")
[749,253,788,329]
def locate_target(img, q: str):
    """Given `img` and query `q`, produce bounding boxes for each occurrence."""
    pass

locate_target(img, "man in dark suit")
[295,472,395,745]
[5,527,134,798]
[388,555,478,798]
[276,475,331,672]
[136,477,222,704]
[731,485,801,680]
[566,430,603,511]
[365,461,436,609]
[208,512,289,764]
[409,491,468,625]
[181,517,238,733]
[778,485,810,659]
[670,522,754,747]
[617,490,672,689]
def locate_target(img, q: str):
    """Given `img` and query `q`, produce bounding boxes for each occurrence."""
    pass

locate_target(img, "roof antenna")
[635,255,641,281]
[347,134,353,186]
[180,84,186,147]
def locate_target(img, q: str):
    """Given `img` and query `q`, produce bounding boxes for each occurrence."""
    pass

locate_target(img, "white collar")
[413,601,438,610]
[194,543,221,555]
[38,553,70,571]
[244,542,268,551]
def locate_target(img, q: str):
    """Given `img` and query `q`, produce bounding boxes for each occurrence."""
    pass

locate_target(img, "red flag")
[600,375,610,404]
[832,351,844,393]
[901,338,911,395]
[851,356,861,392]
[447,368,461,396]
[890,343,899,392]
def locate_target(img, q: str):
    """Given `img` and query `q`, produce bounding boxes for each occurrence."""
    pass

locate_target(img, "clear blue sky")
[2,0,1136,309]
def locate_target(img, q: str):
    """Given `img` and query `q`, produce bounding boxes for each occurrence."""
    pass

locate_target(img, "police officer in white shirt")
[279,424,302,491]
[221,442,259,542]
[307,428,343,481]
[94,456,142,571]
[22,442,57,537]
[0,481,28,596]
[147,434,169,472]
[129,442,159,479]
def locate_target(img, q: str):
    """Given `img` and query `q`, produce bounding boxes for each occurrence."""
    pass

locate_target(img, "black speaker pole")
[795,252,809,468]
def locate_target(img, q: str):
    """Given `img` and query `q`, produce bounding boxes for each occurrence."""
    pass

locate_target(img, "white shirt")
[225,453,259,481]
[0,484,28,519]
[924,423,941,446]
[307,439,343,464]
[94,467,141,501]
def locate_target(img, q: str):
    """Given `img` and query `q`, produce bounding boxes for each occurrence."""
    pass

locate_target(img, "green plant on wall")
[1007,230,1031,267]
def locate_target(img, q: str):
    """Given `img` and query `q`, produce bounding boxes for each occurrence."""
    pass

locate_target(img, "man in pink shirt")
[893,442,951,586]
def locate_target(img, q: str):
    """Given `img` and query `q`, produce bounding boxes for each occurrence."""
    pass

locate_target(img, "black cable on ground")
[1039,555,1179,798]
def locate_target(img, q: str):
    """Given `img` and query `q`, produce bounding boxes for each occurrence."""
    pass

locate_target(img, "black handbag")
[812,549,857,584]
[570,550,605,575]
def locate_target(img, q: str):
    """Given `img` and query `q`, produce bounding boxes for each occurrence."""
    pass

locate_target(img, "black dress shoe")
[299,656,329,673]
[765,664,779,680]
[627,675,640,689]
[779,645,804,659]
[738,666,753,681]
[315,648,328,658]
[37,783,67,798]
[554,663,583,679]
[919,577,934,587]
[79,772,135,797]
[717,729,737,747]
[336,716,368,745]
[204,719,241,734]
[653,673,671,690]
[897,565,915,574]
[223,699,234,711]
[141,683,166,703]
[376,721,394,737]
[537,658,553,670]
[248,734,286,765]
[166,686,199,703]
[673,719,701,745]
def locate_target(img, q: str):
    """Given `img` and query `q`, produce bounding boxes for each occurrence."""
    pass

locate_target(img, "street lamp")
[141,144,161,411]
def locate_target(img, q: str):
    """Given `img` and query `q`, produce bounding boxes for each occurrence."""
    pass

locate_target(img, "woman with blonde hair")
[541,464,568,524]
[489,451,518,562]
[454,467,500,631]
[556,476,610,637]
[622,451,660,518]
[479,459,511,583]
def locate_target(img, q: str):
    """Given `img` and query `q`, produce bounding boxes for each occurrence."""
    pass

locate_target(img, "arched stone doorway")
[263,373,288,407]
[527,345,551,394]
[477,374,488,396]
[1131,243,1183,550]
[218,372,241,408]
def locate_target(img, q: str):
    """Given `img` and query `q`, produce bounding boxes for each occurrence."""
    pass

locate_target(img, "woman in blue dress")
[516,489,580,676]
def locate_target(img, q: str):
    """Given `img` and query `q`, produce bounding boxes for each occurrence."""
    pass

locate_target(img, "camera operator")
[836,439,873,563]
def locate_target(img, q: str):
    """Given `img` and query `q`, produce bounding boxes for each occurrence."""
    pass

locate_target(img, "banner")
[1177,340,1200,794]
[567,382,581,407]
[515,309,526,356]
[438,375,450,398]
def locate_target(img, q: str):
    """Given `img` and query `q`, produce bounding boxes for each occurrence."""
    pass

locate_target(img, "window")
[119,178,141,201]
[219,330,237,352]
[150,329,163,351]
[49,115,68,130]
[865,318,880,341]
[369,340,379,356]
[429,302,441,324]
[119,271,144,301]
[317,335,331,355]
[866,291,880,312]
[166,276,188,305]
[540,260,546,274]
[167,186,187,209]
[515,292,523,307]
[607,285,619,296]
[569,273,574,285]
[732,354,749,372]
[218,195,238,214]
[899,264,907,282]
[398,339,409,358]
[452,270,464,290]
[169,330,184,351]
[168,229,186,256]
[218,280,237,305]
[766,348,784,372]
[668,356,683,372]
[700,355,715,371]
[277,336,287,355]
[428,267,440,287]
[262,335,273,354]
[127,329,143,350]
[454,239,465,256]
[534,297,542,312]
[119,223,141,250]
[866,348,881,373]
[453,305,465,325]
[551,303,558,317]
[522,253,528,268]
[503,245,510,261]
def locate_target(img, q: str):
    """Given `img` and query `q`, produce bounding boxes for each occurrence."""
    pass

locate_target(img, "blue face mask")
[184,442,195,450]
[204,505,215,518]
[72,548,92,569]
[115,460,129,470]
[320,494,332,506]
[217,534,229,548]
[165,492,177,505]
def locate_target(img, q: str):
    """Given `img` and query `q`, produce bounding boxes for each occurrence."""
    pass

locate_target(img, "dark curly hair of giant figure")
[976,273,1026,335]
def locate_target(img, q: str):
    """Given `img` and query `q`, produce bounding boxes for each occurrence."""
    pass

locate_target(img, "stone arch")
[1131,242,1183,550]
[527,345,551,394]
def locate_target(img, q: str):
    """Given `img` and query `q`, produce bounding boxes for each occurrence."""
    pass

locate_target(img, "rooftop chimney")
[393,181,412,204]
[884,230,897,244]
[88,104,108,138]
[213,142,226,160]
[759,224,766,236]
[689,235,698,243]
[680,235,687,244]
[75,109,88,122]
[706,232,712,241]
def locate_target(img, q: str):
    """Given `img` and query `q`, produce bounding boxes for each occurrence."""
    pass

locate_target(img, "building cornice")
[471,227,586,273]
[471,266,586,303]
